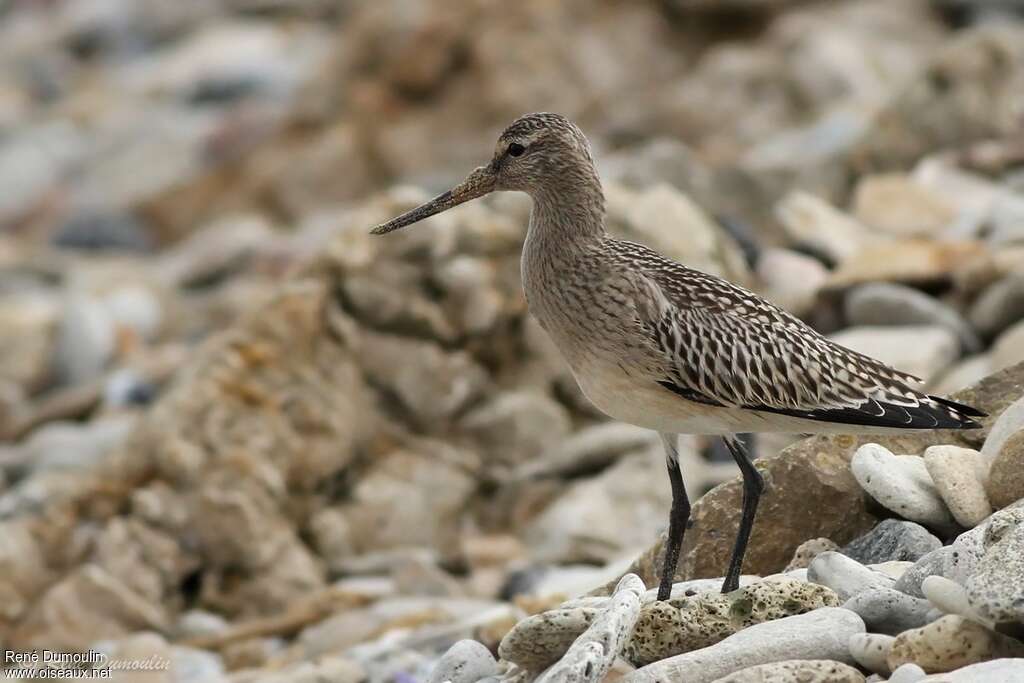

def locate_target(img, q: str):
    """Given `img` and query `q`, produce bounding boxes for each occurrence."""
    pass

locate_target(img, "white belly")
[569,357,909,436]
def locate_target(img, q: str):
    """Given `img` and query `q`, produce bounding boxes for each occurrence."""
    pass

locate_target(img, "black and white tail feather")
[612,240,987,432]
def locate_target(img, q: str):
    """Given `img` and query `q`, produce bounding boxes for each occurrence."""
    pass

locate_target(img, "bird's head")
[371,112,597,235]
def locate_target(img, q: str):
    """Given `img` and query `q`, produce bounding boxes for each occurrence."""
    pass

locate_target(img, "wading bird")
[371,112,985,601]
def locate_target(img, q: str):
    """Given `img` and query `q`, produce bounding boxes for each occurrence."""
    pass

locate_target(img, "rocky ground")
[1,0,1024,682]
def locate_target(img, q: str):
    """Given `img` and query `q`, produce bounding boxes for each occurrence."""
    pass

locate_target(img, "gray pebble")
[429,640,498,683]
[845,282,981,354]
[808,551,894,601]
[894,545,979,598]
[842,519,942,564]
[888,662,926,683]
[843,588,933,635]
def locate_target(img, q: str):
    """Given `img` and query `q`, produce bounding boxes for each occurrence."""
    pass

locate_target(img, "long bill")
[370,165,496,235]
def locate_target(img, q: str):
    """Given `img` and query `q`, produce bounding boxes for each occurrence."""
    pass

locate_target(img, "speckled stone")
[714,659,865,682]
[497,607,598,671]
[623,579,840,667]
[920,575,971,617]
[987,429,1024,510]
[808,551,895,601]
[849,632,895,675]
[428,640,498,683]
[842,520,942,564]
[923,445,992,528]
[894,545,980,599]
[889,662,927,683]
[623,608,865,683]
[965,506,1024,624]
[920,658,1024,682]
[785,537,840,571]
[888,615,1024,673]
[843,587,934,635]
[851,444,957,532]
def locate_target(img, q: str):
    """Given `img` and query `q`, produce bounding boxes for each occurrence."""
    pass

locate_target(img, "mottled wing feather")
[609,240,982,430]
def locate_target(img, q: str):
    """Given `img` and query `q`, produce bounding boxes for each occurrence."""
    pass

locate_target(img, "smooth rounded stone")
[828,326,959,384]
[851,173,956,238]
[970,274,1024,337]
[170,646,225,683]
[55,294,116,385]
[851,444,958,532]
[894,546,979,599]
[515,423,656,479]
[714,659,865,683]
[849,633,896,675]
[428,640,498,683]
[965,509,1024,624]
[889,662,927,683]
[53,211,152,252]
[756,247,829,316]
[623,608,866,683]
[982,396,1024,461]
[461,390,572,468]
[785,537,839,571]
[921,576,971,617]
[624,579,840,666]
[498,607,599,671]
[923,445,993,528]
[776,191,872,263]
[844,283,980,354]
[888,615,1024,673]
[7,416,136,477]
[175,610,229,639]
[993,321,1024,372]
[987,430,1024,510]
[930,355,994,396]
[869,561,916,581]
[641,576,759,603]
[808,551,895,601]
[921,658,1024,682]
[842,520,942,565]
[843,588,934,635]
[103,284,163,341]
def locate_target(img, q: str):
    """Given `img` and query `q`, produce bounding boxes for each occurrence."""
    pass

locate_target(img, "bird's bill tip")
[370,165,495,236]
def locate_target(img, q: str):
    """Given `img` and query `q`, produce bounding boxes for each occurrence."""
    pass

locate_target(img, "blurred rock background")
[0,0,1023,681]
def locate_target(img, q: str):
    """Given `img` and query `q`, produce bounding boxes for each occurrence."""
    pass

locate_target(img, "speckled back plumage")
[510,113,983,433]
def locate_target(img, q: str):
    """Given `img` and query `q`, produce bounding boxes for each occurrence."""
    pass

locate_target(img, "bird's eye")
[507,142,525,157]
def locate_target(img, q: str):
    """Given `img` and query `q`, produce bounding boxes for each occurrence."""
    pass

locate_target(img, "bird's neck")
[526,177,607,256]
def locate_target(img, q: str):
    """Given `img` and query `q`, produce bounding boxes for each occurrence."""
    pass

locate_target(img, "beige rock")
[607,183,752,285]
[785,538,840,571]
[776,191,875,263]
[923,445,992,527]
[987,430,1024,509]
[852,173,957,237]
[825,241,988,291]
[12,564,169,651]
[756,247,829,316]
[524,449,671,564]
[498,606,599,671]
[888,615,1024,673]
[993,321,1024,372]
[621,434,879,589]
[714,659,865,683]
[624,579,840,666]
[849,632,895,675]
[340,444,477,558]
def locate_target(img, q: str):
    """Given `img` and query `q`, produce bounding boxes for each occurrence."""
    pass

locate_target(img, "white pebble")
[923,445,992,528]
[851,444,957,532]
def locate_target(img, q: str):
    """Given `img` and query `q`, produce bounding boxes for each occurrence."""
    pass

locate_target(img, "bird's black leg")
[721,434,764,593]
[657,432,691,602]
